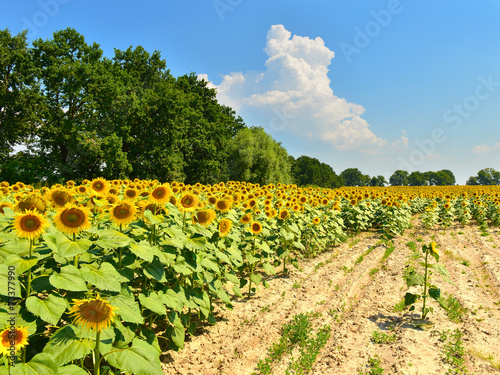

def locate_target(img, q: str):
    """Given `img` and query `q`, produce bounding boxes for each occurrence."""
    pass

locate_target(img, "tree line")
[1,28,497,187]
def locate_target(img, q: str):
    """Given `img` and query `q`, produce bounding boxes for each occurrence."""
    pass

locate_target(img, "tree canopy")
[290,155,343,188]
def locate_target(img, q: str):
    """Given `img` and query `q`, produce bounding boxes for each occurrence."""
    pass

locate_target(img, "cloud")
[391,129,408,150]
[471,143,500,154]
[200,25,386,151]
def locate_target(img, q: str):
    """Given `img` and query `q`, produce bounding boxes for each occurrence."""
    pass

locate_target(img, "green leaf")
[143,210,163,225]
[105,338,163,375]
[58,364,90,375]
[0,264,21,297]
[232,284,243,298]
[225,271,239,284]
[96,229,133,249]
[404,292,419,307]
[108,294,144,324]
[428,264,452,282]
[57,237,92,259]
[4,254,39,274]
[80,262,126,292]
[43,325,95,366]
[129,241,154,262]
[170,313,185,349]
[200,257,220,274]
[262,262,276,275]
[160,289,184,312]
[10,353,58,375]
[405,271,425,287]
[428,288,441,301]
[214,250,231,264]
[185,234,206,251]
[49,265,88,292]
[143,258,165,281]
[139,292,167,315]
[250,273,261,286]
[26,294,68,325]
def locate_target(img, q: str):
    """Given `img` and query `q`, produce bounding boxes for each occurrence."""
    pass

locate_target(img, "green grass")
[359,355,384,375]
[371,330,397,345]
[380,242,395,263]
[439,329,469,375]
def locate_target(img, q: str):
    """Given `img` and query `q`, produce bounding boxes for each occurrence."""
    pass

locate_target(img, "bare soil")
[161,217,500,375]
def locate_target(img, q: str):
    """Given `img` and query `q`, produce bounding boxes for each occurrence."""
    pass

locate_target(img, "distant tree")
[290,155,342,188]
[435,169,455,185]
[369,175,387,187]
[340,168,367,187]
[389,170,409,186]
[466,176,479,185]
[477,168,500,185]
[407,171,426,186]
[227,126,292,185]
[423,171,437,186]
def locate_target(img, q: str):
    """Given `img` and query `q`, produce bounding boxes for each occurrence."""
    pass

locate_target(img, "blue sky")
[2,0,500,184]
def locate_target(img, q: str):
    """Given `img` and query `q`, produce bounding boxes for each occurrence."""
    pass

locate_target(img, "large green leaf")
[105,338,163,375]
[160,289,184,312]
[139,292,166,315]
[185,234,206,250]
[129,241,154,262]
[428,264,454,284]
[200,257,220,274]
[58,364,90,375]
[142,258,165,281]
[3,254,39,274]
[80,262,127,292]
[57,237,92,259]
[25,294,68,325]
[108,294,143,324]
[169,312,185,349]
[49,265,88,292]
[96,229,133,249]
[43,325,95,366]
[405,271,425,287]
[10,353,58,375]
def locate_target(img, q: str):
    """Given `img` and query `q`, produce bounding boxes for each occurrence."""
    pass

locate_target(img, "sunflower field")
[1,179,500,374]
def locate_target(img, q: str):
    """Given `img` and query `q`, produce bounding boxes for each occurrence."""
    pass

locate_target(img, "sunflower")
[218,219,232,237]
[0,326,29,356]
[350,199,357,206]
[110,202,137,226]
[13,210,49,239]
[76,185,89,195]
[215,198,231,212]
[250,221,262,235]
[139,200,167,216]
[15,195,47,214]
[0,202,13,214]
[312,217,320,225]
[149,184,172,204]
[54,204,91,236]
[279,209,289,220]
[241,213,252,224]
[69,294,117,333]
[90,178,109,197]
[47,188,73,208]
[178,193,198,213]
[192,209,216,227]
[123,188,139,201]
[430,241,438,255]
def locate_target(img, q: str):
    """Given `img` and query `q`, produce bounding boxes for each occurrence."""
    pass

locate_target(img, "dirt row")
[161,218,500,375]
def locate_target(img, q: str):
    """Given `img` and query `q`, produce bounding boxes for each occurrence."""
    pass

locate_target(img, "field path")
[161,218,500,375]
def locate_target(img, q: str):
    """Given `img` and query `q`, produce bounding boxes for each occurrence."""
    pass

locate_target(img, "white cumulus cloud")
[471,143,500,154]
[199,25,386,152]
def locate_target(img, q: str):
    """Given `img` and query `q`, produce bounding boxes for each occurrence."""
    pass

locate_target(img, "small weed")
[314,262,325,271]
[393,299,406,313]
[316,300,325,305]
[292,281,301,289]
[371,330,397,344]
[439,329,469,374]
[341,265,353,274]
[369,268,379,276]
[460,259,470,267]
[470,348,500,370]
[381,243,395,263]
[355,255,364,264]
[261,305,271,313]
[444,295,467,323]
[360,355,384,374]
[406,241,417,252]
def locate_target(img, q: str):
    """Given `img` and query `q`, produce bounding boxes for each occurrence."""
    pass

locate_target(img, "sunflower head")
[250,221,262,235]
[241,213,252,224]
[312,217,320,225]
[218,219,232,237]
[47,188,74,208]
[179,193,198,213]
[54,204,91,236]
[279,209,289,220]
[150,184,172,204]
[89,178,110,197]
[192,209,216,227]
[69,294,117,333]
[13,210,49,239]
[0,326,29,356]
[110,202,137,227]
[15,195,47,214]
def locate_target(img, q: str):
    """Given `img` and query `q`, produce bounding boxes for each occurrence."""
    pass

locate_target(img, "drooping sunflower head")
[15,195,47,214]
[54,204,91,236]
[110,202,137,227]
[13,209,49,239]
[179,193,198,213]
[69,294,117,333]
[90,178,110,197]
[240,213,252,224]
[149,184,172,204]
[218,218,232,237]
[0,326,29,356]
[47,188,74,208]
[250,221,262,235]
[192,209,216,227]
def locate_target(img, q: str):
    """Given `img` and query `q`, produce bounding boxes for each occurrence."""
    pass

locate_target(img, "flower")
[215,199,231,212]
[241,213,252,224]
[54,204,91,235]
[0,326,29,356]
[250,221,262,235]
[192,209,216,227]
[110,202,137,226]
[279,209,289,220]
[13,210,49,239]
[178,193,198,213]
[149,184,172,204]
[69,294,117,333]
[90,178,109,197]
[430,241,438,255]
[312,217,320,225]
[218,219,232,237]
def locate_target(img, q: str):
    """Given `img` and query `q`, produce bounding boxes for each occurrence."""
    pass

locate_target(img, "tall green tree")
[369,175,387,186]
[435,169,455,185]
[389,170,409,186]
[0,29,42,182]
[407,171,426,186]
[290,156,342,188]
[340,168,368,187]
[228,126,292,185]
[476,168,500,185]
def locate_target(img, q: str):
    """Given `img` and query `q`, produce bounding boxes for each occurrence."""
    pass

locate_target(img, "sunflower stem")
[94,330,102,375]
[26,239,33,298]
[182,212,186,232]
[247,236,256,298]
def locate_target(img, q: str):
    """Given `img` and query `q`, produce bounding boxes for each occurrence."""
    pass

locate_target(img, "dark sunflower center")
[21,216,40,231]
